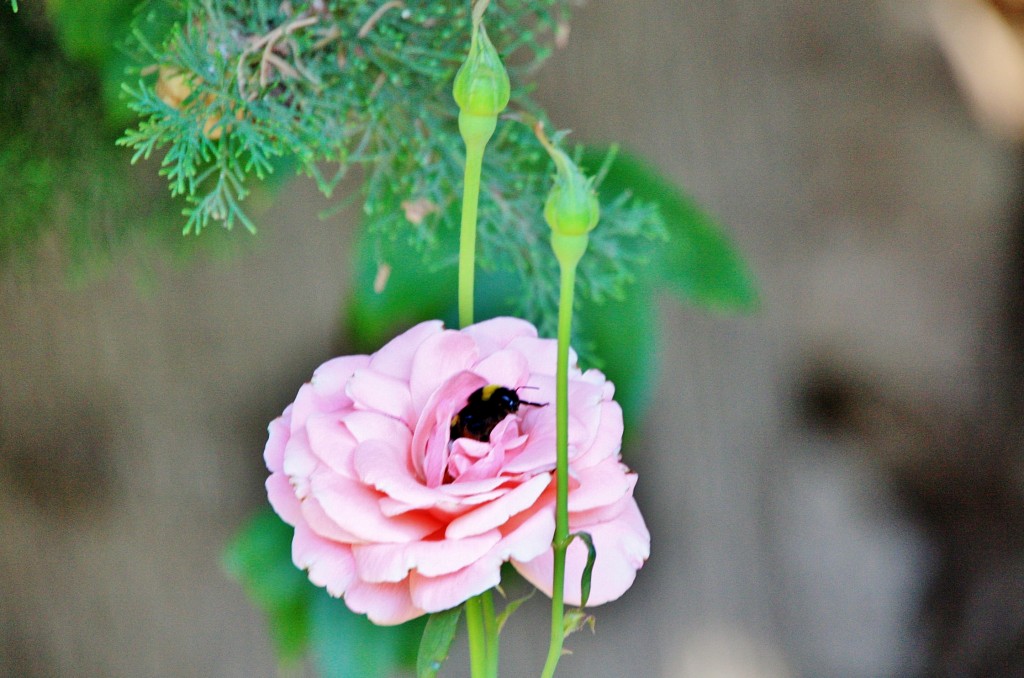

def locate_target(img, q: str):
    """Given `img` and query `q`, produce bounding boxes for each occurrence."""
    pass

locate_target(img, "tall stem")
[466,594,488,678]
[457,112,496,329]
[458,137,484,328]
[539,256,577,678]
[482,588,499,676]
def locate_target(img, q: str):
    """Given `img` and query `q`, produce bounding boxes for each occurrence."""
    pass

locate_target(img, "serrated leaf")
[570,531,597,608]
[582,147,759,312]
[222,509,314,663]
[416,606,462,678]
[311,592,426,678]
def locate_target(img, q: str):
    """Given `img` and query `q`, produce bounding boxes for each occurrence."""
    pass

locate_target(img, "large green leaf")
[223,509,315,663]
[581,148,759,312]
[311,591,425,678]
[346,225,458,352]
[575,277,658,427]
[416,607,462,678]
[225,509,425,676]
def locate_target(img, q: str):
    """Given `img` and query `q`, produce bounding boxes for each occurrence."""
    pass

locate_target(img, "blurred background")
[3,0,1024,676]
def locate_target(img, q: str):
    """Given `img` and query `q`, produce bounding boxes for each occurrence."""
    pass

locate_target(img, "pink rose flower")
[264,317,650,625]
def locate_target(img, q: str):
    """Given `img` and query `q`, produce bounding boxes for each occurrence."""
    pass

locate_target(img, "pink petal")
[571,401,624,470]
[311,354,370,409]
[342,410,412,445]
[282,428,319,497]
[300,495,362,543]
[346,368,414,423]
[263,410,292,473]
[411,371,488,486]
[513,498,649,606]
[367,320,444,380]
[408,556,503,613]
[305,412,359,478]
[506,336,576,378]
[292,522,357,597]
[567,459,635,512]
[493,503,556,563]
[409,330,479,412]
[462,317,538,355]
[310,470,438,543]
[266,472,302,526]
[470,349,531,389]
[345,579,424,626]
[445,473,551,539]
[354,439,444,513]
[289,383,324,432]
[352,530,501,583]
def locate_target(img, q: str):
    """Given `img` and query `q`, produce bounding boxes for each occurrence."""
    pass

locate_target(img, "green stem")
[466,595,488,678]
[458,140,483,328]
[457,112,496,329]
[539,257,577,678]
[482,588,499,676]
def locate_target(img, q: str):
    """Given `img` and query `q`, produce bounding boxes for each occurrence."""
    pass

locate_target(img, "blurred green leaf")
[581,147,759,312]
[311,590,425,678]
[346,224,458,352]
[416,607,462,678]
[575,278,658,427]
[223,509,314,663]
[45,0,136,68]
[225,508,426,676]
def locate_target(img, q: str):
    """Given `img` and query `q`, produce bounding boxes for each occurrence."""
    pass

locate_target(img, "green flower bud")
[543,149,600,237]
[453,23,510,119]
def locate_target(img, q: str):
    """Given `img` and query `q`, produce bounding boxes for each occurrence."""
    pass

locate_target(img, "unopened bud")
[452,23,510,119]
[543,148,600,238]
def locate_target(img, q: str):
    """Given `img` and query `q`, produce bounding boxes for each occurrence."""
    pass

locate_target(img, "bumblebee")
[449,385,545,442]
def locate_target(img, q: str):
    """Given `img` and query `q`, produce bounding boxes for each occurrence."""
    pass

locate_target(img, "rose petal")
[445,473,551,539]
[566,459,634,512]
[493,503,556,563]
[299,495,362,543]
[409,330,479,412]
[264,410,292,473]
[506,335,577,378]
[571,401,624,470]
[513,498,649,606]
[408,556,503,613]
[462,317,538,355]
[290,382,331,432]
[282,428,319,497]
[471,349,531,390]
[266,472,302,526]
[345,579,424,626]
[292,522,356,596]
[346,368,414,423]
[352,530,501,583]
[367,320,444,380]
[305,412,359,478]
[343,410,412,445]
[311,470,437,543]
[354,439,444,513]
[311,354,371,407]
[412,371,488,486]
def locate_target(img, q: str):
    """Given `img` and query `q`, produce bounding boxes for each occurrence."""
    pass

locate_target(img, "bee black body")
[450,385,545,442]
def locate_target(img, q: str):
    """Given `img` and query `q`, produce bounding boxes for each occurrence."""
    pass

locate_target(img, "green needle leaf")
[416,606,462,678]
